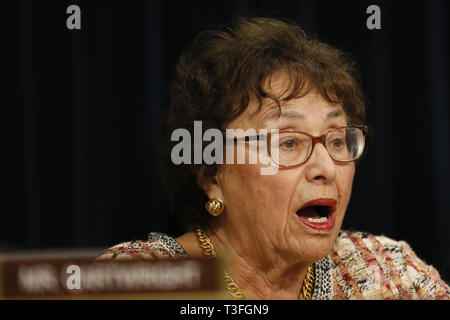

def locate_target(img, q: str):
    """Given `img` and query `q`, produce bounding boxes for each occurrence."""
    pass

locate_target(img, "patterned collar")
[148,232,333,300]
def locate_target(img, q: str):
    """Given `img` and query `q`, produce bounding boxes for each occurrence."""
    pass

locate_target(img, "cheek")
[220,164,296,220]
[336,163,355,201]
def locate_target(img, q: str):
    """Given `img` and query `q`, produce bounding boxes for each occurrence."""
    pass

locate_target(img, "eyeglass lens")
[270,127,365,166]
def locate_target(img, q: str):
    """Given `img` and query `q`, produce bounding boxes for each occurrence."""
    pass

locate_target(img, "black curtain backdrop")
[2,0,449,282]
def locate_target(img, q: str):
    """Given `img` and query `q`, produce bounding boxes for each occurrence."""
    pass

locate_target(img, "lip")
[299,198,337,211]
[295,198,337,232]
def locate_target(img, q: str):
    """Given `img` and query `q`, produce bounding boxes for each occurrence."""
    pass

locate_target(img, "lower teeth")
[307,217,328,223]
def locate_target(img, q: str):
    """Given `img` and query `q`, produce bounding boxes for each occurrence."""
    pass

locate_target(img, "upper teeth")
[308,217,328,223]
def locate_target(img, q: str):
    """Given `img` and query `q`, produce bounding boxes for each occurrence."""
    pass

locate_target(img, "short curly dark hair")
[162,16,366,230]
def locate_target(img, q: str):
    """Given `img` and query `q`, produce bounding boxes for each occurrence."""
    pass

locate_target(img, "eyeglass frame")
[225,125,368,168]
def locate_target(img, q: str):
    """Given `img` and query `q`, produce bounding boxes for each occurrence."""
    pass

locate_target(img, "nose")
[304,142,337,184]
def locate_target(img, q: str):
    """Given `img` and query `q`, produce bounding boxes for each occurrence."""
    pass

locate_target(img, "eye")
[279,135,303,150]
[330,138,345,149]
[282,139,296,148]
[278,135,310,151]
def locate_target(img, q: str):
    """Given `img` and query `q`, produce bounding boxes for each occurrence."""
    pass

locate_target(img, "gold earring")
[205,199,225,216]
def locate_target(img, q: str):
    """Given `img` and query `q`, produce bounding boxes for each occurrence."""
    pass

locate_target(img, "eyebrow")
[265,107,344,122]
[326,109,344,120]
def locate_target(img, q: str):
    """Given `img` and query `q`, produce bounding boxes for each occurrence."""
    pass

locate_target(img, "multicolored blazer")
[97,230,450,300]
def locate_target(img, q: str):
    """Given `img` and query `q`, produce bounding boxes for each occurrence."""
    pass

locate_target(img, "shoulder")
[329,230,450,299]
[97,232,189,261]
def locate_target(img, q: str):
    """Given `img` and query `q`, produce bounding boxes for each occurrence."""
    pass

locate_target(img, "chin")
[301,236,335,261]
[288,224,341,263]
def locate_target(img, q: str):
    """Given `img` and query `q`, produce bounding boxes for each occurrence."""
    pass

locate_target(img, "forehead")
[228,72,346,129]
[228,96,346,133]
[262,102,344,123]
[248,90,346,129]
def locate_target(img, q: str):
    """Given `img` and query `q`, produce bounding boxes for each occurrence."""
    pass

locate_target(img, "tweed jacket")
[97,230,450,299]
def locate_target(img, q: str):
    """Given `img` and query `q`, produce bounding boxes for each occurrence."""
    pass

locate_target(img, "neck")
[207,226,313,300]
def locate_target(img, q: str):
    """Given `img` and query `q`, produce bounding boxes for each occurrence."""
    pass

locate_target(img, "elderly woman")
[98,17,450,300]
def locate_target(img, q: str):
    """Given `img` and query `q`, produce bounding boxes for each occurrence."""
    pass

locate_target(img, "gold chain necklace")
[195,228,314,300]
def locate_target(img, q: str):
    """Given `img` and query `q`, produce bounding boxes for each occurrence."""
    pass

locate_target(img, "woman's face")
[209,76,355,265]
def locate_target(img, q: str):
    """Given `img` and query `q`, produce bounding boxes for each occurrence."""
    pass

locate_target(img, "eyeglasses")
[228,125,368,168]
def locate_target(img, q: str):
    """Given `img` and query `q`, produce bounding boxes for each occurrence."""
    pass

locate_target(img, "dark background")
[2,0,449,283]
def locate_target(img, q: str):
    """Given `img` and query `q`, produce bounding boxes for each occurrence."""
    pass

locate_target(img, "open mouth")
[296,205,332,223]
[295,198,337,231]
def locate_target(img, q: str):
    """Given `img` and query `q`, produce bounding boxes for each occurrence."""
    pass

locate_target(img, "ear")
[196,165,224,200]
